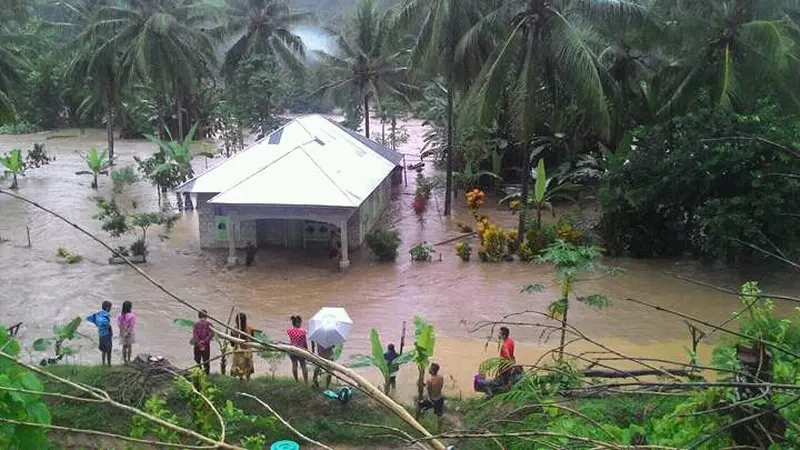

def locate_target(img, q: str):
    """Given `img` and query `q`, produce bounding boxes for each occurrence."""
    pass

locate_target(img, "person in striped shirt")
[287,315,309,384]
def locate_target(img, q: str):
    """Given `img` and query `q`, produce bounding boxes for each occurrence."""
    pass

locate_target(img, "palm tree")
[649,0,800,116]
[64,0,126,163]
[314,0,414,139]
[0,3,28,124]
[221,0,307,76]
[95,0,220,141]
[476,0,646,243]
[396,0,501,215]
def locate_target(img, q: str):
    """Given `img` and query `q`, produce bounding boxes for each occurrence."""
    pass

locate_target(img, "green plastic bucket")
[270,440,299,450]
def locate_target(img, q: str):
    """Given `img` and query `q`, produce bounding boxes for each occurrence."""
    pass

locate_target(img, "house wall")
[355,174,394,244]
[197,193,255,249]
[195,172,395,250]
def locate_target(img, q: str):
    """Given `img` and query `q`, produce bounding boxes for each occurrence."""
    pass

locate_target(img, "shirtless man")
[419,363,445,430]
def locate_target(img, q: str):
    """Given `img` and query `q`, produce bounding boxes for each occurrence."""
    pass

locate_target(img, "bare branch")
[0,418,217,449]
[237,392,335,450]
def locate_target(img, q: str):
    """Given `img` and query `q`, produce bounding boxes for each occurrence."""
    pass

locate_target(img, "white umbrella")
[308,307,353,349]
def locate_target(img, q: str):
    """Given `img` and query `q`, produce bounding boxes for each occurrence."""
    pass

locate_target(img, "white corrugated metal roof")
[178,115,398,208]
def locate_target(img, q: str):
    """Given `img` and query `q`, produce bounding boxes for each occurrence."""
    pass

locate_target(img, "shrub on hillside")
[365,229,401,262]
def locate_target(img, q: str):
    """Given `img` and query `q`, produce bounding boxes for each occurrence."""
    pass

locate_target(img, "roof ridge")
[206,140,316,203]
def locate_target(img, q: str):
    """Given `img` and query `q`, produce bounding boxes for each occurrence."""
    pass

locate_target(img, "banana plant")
[412,316,436,419]
[347,329,414,394]
[33,317,83,365]
[76,148,110,189]
[501,159,580,229]
[0,148,25,189]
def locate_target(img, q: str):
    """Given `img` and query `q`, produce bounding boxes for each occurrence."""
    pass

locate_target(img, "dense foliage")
[599,102,800,260]
[0,326,51,449]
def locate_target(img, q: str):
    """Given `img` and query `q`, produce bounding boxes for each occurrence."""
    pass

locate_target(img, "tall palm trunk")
[363,95,370,139]
[176,88,184,142]
[517,30,538,246]
[443,74,455,216]
[105,76,115,163]
[158,90,167,140]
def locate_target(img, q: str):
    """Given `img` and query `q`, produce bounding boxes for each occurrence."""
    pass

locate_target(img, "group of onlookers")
[86,301,136,366]
[84,302,519,427]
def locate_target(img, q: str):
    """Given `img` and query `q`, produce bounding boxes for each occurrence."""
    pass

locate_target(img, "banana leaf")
[173,318,195,330]
[32,338,55,352]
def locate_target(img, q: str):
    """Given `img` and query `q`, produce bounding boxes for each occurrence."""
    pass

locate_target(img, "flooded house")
[177,114,403,269]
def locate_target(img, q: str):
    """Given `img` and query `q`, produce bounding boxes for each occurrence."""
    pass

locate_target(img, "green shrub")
[130,238,147,257]
[599,103,800,260]
[365,229,401,262]
[410,242,435,262]
[0,121,39,135]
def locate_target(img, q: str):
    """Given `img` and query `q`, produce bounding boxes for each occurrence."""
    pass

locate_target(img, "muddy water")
[1,120,799,403]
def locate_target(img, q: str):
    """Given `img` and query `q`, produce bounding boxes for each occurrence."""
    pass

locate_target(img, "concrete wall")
[196,193,255,249]
[355,174,393,244]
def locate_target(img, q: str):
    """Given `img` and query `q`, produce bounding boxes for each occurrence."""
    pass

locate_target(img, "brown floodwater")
[1,118,798,403]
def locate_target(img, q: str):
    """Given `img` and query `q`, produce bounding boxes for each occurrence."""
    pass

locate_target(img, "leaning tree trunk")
[517,146,532,245]
[443,73,455,216]
[363,95,370,139]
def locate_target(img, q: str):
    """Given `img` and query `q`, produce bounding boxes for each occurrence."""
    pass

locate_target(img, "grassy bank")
[43,365,441,449]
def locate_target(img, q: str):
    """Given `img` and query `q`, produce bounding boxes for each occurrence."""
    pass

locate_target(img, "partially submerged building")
[177,114,403,268]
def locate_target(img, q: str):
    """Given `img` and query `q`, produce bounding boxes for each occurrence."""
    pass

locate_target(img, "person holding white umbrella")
[308,307,353,389]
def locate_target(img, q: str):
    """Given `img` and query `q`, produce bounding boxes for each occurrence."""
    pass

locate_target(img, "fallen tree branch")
[670,273,800,304]
[581,368,693,379]
[0,350,243,450]
[623,298,800,359]
[0,417,217,449]
[238,392,334,450]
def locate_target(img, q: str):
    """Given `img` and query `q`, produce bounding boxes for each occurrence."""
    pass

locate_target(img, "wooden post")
[227,215,238,267]
[402,154,408,187]
[26,226,31,248]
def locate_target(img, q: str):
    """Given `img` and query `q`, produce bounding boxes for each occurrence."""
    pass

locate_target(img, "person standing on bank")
[192,310,214,375]
[311,340,334,388]
[231,312,255,381]
[117,301,136,365]
[498,326,516,384]
[287,315,309,384]
[384,343,400,393]
[87,301,113,366]
[419,362,445,431]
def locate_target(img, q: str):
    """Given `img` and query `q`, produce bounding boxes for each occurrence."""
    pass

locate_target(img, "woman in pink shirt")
[117,301,136,364]
[287,315,309,384]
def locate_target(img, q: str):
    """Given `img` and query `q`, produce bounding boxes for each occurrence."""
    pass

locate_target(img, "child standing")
[287,315,309,384]
[117,301,136,365]
[87,301,113,366]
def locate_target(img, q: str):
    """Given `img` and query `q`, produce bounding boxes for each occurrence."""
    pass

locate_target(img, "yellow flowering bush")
[556,223,582,245]
[481,224,508,262]
[455,241,473,261]
[466,189,486,209]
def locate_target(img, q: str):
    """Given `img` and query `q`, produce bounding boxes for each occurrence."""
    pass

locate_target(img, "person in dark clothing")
[384,343,400,392]
[192,310,213,375]
[245,242,257,266]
